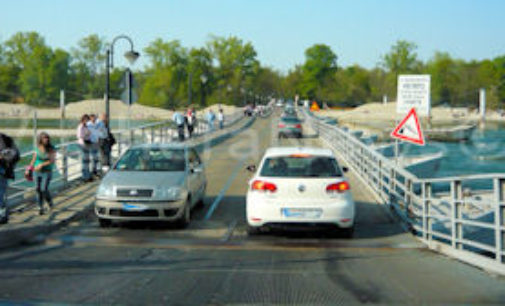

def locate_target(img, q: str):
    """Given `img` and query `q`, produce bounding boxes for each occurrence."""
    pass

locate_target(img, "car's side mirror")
[342,166,349,173]
[246,165,256,172]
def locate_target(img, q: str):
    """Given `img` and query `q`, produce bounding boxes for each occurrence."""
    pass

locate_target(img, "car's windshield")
[115,148,185,171]
[260,156,342,178]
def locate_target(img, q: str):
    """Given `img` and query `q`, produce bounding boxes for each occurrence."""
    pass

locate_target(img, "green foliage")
[0,33,504,110]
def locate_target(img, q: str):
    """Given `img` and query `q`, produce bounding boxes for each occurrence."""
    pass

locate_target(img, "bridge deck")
[0,114,503,304]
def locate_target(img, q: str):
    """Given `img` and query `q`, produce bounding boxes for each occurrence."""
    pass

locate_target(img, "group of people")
[172,107,225,142]
[76,113,115,182]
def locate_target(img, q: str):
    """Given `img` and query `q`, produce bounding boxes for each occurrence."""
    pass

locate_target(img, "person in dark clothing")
[0,133,20,224]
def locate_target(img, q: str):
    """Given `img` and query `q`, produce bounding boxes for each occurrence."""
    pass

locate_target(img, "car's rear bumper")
[95,199,185,221]
[246,197,355,228]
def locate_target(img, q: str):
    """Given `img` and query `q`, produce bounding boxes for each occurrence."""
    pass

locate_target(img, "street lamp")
[105,35,140,128]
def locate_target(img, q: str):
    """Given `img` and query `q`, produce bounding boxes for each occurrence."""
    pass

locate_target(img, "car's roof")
[129,143,191,150]
[264,147,334,158]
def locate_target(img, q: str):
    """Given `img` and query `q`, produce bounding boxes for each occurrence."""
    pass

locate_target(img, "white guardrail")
[304,109,505,275]
[6,109,247,211]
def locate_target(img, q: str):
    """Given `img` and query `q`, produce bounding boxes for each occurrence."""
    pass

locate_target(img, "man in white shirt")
[96,113,111,171]
[87,114,100,176]
[172,110,185,141]
[217,109,224,129]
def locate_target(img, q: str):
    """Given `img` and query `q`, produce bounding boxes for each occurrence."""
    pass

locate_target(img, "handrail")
[304,108,505,275]
[5,107,249,211]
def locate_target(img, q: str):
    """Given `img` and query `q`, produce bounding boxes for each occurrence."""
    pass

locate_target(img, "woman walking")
[77,114,92,182]
[27,132,56,215]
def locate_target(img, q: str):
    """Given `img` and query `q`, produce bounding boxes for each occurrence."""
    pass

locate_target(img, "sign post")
[393,75,431,163]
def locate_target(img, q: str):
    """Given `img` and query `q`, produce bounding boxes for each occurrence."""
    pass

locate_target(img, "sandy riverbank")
[316,102,505,139]
[0,99,241,119]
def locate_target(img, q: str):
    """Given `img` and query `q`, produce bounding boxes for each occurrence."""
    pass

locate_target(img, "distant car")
[276,100,284,107]
[282,107,297,117]
[246,147,355,237]
[277,116,302,138]
[95,144,206,228]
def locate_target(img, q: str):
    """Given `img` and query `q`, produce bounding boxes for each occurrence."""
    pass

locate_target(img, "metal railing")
[6,109,247,211]
[304,110,505,275]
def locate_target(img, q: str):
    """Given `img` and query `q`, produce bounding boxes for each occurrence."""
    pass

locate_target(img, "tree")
[139,39,188,109]
[426,52,460,106]
[382,40,420,75]
[70,34,106,99]
[188,47,213,107]
[207,36,259,105]
[300,44,337,99]
[4,32,55,105]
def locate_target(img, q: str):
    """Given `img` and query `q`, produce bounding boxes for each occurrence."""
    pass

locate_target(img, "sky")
[1,0,505,73]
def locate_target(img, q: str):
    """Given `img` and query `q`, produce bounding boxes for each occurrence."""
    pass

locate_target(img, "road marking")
[204,120,270,220]
[204,157,247,220]
[221,220,238,242]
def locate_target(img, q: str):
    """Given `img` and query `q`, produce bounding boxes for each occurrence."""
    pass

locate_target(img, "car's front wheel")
[99,218,112,228]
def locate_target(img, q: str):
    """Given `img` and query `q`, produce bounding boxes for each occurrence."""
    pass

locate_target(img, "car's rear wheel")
[99,218,112,228]
[247,225,263,235]
[341,226,354,239]
[175,200,191,229]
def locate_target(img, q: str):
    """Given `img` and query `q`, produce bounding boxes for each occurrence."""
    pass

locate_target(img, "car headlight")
[157,186,184,200]
[166,187,183,200]
[97,184,114,198]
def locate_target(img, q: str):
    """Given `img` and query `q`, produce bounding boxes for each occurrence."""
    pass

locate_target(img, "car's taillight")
[326,181,350,193]
[295,124,302,128]
[251,180,277,192]
[278,124,286,128]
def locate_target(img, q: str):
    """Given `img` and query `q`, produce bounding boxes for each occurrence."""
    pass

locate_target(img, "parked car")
[95,143,206,228]
[277,116,303,138]
[246,147,355,237]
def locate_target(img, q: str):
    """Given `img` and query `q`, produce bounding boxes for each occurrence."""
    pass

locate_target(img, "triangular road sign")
[391,107,425,145]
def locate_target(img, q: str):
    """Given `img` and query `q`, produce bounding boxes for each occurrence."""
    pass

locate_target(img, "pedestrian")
[96,113,114,172]
[27,132,55,215]
[185,107,196,138]
[207,109,216,132]
[217,108,224,129]
[172,109,185,141]
[0,133,20,224]
[87,114,100,177]
[77,114,92,182]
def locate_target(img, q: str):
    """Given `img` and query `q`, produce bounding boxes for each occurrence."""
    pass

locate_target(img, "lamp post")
[200,74,208,106]
[105,35,140,128]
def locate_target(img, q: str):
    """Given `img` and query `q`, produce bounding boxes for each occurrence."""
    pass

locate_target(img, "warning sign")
[391,107,425,145]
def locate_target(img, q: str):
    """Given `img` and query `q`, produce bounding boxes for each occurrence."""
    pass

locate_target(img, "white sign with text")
[396,75,431,117]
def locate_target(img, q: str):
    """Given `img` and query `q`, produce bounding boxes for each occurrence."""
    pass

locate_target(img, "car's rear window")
[115,148,185,171]
[281,117,300,124]
[260,156,342,178]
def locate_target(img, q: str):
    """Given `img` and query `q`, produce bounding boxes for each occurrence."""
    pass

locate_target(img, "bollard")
[151,127,155,144]
[451,180,463,250]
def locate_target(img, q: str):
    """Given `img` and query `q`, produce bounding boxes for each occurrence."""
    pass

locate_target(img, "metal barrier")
[6,109,247,211]
[304,110,505,275]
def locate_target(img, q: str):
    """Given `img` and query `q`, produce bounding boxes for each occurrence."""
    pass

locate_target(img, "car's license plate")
[122,203,148,211]
[281,208,322,219]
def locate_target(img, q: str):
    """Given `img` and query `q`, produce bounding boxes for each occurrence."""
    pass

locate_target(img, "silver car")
[95,143,206,228]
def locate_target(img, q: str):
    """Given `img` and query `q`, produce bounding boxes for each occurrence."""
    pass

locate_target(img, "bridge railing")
[6,108,246,212]
[305,110,505,275]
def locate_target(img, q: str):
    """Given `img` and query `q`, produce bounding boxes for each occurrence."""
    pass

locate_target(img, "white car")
[246,147,355,237]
